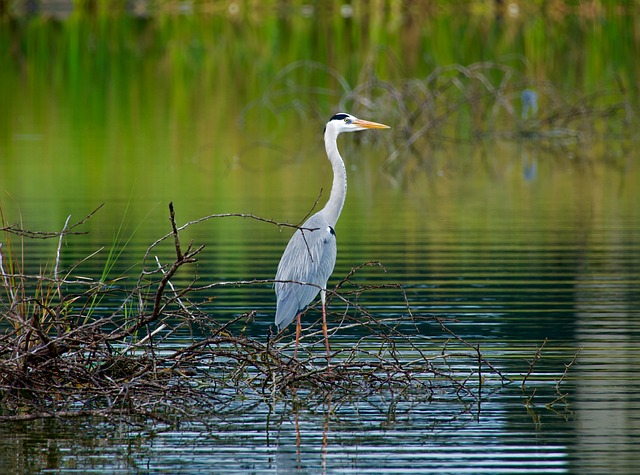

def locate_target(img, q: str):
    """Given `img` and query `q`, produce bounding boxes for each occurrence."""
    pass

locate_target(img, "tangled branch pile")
[343,61,633,143]
[248,60,636,174]
[1,203,568,426]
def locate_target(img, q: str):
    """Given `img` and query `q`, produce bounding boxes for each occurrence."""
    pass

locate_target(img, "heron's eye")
[344,118,351,124]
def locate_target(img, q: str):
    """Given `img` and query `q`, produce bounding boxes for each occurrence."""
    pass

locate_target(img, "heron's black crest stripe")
[329,226,335,236]
[329,113,349,122]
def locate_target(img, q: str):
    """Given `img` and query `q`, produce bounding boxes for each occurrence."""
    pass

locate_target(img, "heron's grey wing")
[274,223,337,331]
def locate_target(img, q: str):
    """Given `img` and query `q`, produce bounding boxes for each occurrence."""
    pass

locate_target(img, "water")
[1,148,638,473]
[2,3,640,474]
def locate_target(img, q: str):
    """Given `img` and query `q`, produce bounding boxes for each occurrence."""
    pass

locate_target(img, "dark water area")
[2,2,640,473]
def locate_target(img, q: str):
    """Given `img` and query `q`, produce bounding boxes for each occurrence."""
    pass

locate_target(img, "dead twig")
[0,204,104,239]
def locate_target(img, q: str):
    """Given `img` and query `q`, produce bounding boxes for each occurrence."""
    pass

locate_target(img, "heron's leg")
[321,290,331,366]
[294,313,301,360]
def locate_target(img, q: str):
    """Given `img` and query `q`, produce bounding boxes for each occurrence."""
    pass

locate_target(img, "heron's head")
[325,113,390,134]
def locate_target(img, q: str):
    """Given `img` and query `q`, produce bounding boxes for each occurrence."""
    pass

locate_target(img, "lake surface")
[1,2,640,474]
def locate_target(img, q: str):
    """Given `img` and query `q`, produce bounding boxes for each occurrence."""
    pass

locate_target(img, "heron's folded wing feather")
[274,225,337,330]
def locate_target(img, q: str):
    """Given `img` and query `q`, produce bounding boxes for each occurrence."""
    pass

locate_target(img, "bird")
[274,112,390,363]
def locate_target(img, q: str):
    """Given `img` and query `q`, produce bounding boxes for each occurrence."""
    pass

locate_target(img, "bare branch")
[0,204,104,239]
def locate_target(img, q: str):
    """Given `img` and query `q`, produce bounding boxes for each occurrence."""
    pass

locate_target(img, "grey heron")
[274,112,390,363]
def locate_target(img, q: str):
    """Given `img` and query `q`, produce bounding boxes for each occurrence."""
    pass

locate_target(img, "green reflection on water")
[1,4,638,235]
[0,5,640,474]
[0,2,638,320]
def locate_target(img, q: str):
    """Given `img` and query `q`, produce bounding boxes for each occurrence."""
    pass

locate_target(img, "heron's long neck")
[323,128,347,228]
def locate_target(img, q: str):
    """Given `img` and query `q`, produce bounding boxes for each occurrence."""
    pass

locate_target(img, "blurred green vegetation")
[2,0,638,113]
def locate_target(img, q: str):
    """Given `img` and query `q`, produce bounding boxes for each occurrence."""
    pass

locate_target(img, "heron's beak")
[354,118,391,129]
